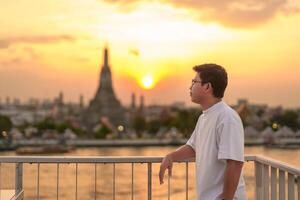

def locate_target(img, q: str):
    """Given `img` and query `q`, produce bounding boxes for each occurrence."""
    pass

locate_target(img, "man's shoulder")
[217,103,242,125]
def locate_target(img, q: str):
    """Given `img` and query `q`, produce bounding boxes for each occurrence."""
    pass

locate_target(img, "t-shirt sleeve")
[186,128,196,151]
[216,121,245,162]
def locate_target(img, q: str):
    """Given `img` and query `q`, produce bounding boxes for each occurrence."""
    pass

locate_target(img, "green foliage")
[270,110,299,131]
[17,122,31,132]
[147,119,161,134]
[0,115,12,132]
[142,108,201,138]
[35,117,56,131]
[34,118,86,137]
[171,109,201,137]
[95,125,112,139]
[56,122,73,133]
[133,115,146,138]
[70,127,85,137]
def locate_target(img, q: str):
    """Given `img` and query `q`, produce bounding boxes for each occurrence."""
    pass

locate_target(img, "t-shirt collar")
[202,100,224,115]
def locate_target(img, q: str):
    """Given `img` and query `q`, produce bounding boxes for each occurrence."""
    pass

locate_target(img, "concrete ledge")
[0,189,23,200]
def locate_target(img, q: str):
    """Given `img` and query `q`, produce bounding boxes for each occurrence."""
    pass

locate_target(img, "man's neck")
[201,98,222,111]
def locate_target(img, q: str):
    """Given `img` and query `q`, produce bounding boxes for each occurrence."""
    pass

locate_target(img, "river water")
[0,146,299,200]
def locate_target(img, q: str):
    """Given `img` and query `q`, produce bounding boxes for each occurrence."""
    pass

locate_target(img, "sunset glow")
[0,0,300,107]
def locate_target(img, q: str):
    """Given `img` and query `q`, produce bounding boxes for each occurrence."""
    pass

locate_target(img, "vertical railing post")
[113,163,115,200]
[279,170,285,200]
[255,161,263,200]
[37,163,40,200]
[15,163,23,195]
[185,162,188,200]
[131,163,134,200]
[94,164,97,200]
[287,173,294,200]
[168,171,171,200]
[271,167,277,200]
[75,163,78,200]
[57,163,60,200]
[297,176,300,200]
[0,163,2,198]
[147,163,152,200]
[263,164,270,200]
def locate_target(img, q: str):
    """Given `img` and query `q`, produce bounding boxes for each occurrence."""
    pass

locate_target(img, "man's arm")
[222,159,244,200]
[159,144,195,184]
[168,144,196,161]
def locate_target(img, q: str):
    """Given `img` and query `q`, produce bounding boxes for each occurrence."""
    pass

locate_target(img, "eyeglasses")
[191,79,204,85]
[191,79,209,88]
[192,79,201,84]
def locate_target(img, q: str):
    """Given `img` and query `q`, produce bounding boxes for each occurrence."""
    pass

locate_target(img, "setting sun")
[141,75,154,89]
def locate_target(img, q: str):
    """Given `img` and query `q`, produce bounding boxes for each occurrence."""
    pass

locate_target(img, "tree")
[35,117,56,131]
[133,115,146,138]
[171,109,201,138]
[95,125,112,139]
[270,110,299,131]
[147,119,161,134]
[0,115,12,132]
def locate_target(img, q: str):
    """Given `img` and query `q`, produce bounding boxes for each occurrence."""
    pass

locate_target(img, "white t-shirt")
[186,101,247,200]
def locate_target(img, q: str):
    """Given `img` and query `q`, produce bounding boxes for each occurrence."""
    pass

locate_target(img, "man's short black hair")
[193,63,228,98]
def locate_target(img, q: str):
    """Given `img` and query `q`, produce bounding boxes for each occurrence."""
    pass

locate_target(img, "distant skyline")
[1,1,300,108]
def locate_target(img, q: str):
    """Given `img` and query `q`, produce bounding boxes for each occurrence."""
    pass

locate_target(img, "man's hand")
[158,145,195,185]
[159,154,173,185]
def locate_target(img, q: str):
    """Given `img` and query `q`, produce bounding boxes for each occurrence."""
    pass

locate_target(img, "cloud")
[0,58,22,67]
[168,0,289,28]
[23,47,40,59]
[103,0,141,12]
[0,35,75,49]
[102,0,300,28]
[0,47,42,68]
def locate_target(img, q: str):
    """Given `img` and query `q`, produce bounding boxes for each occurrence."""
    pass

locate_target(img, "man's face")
[189,73,209,104]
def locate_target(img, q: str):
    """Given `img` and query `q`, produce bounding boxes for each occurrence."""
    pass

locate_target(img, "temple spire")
[103,47,109,68]
[84,46,125,128]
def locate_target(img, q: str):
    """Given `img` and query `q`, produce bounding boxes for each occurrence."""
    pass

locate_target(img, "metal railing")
[0,155,299,200]
[0,156,194,200]
[247,155,300,200]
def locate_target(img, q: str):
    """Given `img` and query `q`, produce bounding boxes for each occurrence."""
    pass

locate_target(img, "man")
[159,64,247,200]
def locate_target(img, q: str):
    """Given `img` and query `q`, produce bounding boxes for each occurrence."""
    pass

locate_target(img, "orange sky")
[0,0,300,108]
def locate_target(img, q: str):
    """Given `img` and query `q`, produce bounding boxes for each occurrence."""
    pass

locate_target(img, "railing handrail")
[0,154,299,175]
[247,154,300,176]
[0,156,194,163]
